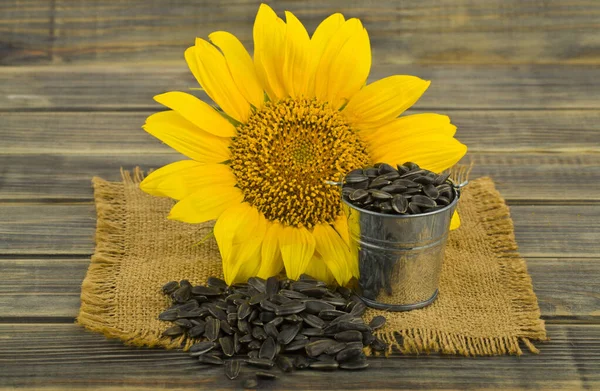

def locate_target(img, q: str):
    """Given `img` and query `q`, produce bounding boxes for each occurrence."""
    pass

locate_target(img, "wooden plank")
[1,257,597,320]
[1,65,599,110]
[0,324,597,390]
[1,152,599,202]
[4,1,600,65]
[3,110,600,154]
[0,204,597,257]
[0,1,53,64]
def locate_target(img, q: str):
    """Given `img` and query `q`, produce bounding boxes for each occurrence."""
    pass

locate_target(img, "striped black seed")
[305,339,336,357]
[172,285,191,303]
[158,309,178,321]
[274,301,306,316]
[294,355,310,369]
[246,358,275,369]
[224,360,241,380]
[423,183,440,199]
[205,318,220,342]
[340,359,369,370]
[335,330,363,342]
[392,194,409,214]
[369,316,386,330]
[191,285,221,296]
[162,281,179,295]
[324,341,347,355]
[336,346,363,362]
[304,300,335,314]
[302,327,325,337]
[371,338,388,352]
[247,277,266,293]
[189,341,217,355]
[277,323,301,345]
[318,309,347,320]
[285,338,309,352]
[276,356,294,372]
[265,276,279,298]
[162,325,184,337]
[301,313,326,329]
[349,188,369,201]
[207,277,228,290]
[220,336,235,357]
[259,337,276,360]
[174,318,193,328]
[434,172,450,185]
[198,354,224,365]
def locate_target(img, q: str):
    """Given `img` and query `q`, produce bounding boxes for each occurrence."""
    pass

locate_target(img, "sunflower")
[140,4,467,286]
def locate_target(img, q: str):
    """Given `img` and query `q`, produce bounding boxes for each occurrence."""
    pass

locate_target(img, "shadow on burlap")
[77,169,547,356]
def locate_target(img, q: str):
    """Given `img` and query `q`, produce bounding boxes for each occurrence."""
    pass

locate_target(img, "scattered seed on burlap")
[343,162,456,215]
[158,276,387,383]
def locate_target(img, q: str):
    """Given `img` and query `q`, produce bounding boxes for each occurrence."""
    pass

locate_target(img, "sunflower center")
[229,98,370,228]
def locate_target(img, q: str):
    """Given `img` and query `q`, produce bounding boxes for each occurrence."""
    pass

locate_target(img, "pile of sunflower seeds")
[160,275,387,387]
[342,162,455,215]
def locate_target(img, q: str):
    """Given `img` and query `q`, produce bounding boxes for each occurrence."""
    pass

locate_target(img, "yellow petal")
[187,40,251,123]
[450,211,461,230]
[307,13,345,98]
[140,161,236,201]
[344,76,430,130]
[168,185,243,224]
[214,203,267,284]
[253,4,287,101]
[313,223,353,285]
[209,31,264,110]
[153,91,237,138]
[373,135,468,173]
[257,222,285,279]
[314,18,371,109]
[283,11,311,98]
[361,114,456,151]
[279,226,316,281]
[332,213,350,246]
[143,111,230,163]
[304,253,335,285]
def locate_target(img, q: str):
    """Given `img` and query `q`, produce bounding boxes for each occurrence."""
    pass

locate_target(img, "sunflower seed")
[408,202,422,214]
[265,276,279,298]
[276,355,294,372]
[414,175,435,185]
[246,358,274,369]
[251,325,267,341]
[434,172,451,185]
[249,293,267,306]
[336,346,363,362]
[259,299,278,312]
[437,196,451,206]
[191,286,222,297]
[304,300,335,314]
[335,330,363,342]
[305,339,336,357]
[369,189,393,200]
[255,371,277,380]
[237,302,252,320]
[423,183,440,199]
[247,350,259,359]
[277,323,301,345]
[345,173,368,184]
[324,341,347,355]
[278,289,308,300]
[368,177,391,189]
[369,315,386,330]
[411,194,437,208]
[300,287,328,298]
[371,337,388,352]
[162,281,179,295]
[172,285,191,303]
[224,359,241,380]
[247,277,266,293]
[365,167,379,178]
[264,322,278,339]
[198,354,223,365]
[302,327,325,337]
[396,164,410,175]
[162,325,184,337]
[259,337,276,360]
[380,184,408,194]
[391,194,409,214]
[275,301,306,316]
[207,277,227,290]
[300,313,325,329]
[285,338,309,352]
[158,308,178,321]
[404,161,420,170]
[219,336,235,357]
[189,341,217,355]
[174,318,193,328]
[319,309,346,320]
[349,188,369,202]
[337,321,371,333]
[188,324,206,338]
[205,318,220,341]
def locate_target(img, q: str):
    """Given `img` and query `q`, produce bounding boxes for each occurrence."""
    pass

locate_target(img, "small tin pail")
[342,183,461,311]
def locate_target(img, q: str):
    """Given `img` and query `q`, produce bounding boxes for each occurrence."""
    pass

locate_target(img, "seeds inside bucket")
[342,162,456,215]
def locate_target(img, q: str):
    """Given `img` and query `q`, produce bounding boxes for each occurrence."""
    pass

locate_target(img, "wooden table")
[1,1,599,389]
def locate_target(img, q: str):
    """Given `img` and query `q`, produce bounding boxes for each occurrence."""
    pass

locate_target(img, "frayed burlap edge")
[77,168,189,349]
[370,176,548,357]
[78,168,547,356]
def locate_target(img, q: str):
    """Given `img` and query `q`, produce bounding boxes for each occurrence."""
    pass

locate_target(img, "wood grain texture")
[3,0,600,65]
[0,204,597,257]
[3,110,600,154]
[1,65,599,110]
[0,0,53,64]
[1,257,597,320]
[0,324,597,390]
[1,153,599,202]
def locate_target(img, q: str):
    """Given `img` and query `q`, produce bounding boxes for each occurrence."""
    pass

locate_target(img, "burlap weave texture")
[77,170,547,356]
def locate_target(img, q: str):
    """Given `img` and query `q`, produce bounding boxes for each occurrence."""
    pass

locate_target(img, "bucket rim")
[341,180,460,219]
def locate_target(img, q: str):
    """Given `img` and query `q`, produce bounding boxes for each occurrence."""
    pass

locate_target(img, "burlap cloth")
[77,170,547,356]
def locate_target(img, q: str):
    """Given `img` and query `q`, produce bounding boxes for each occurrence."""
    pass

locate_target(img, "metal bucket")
[342,183,460,311]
